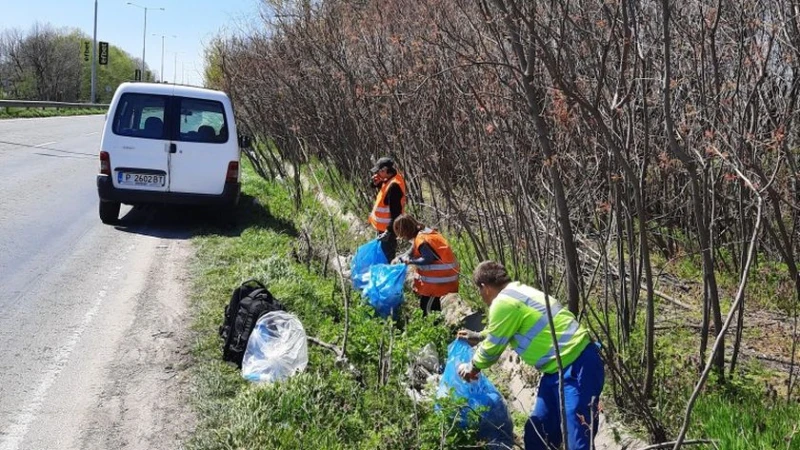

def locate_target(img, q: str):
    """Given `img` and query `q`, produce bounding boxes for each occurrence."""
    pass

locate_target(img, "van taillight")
[100,151,111,175]
[226,161,239,183]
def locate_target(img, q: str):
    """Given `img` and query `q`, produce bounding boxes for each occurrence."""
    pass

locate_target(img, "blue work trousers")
[524,342,605,450]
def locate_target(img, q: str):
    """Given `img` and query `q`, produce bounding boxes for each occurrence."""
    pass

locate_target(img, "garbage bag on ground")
[242,311,308,383]
[437,339,514,449]
[350,239,387,290]
[407,343,442,391]
[363,263,407,318]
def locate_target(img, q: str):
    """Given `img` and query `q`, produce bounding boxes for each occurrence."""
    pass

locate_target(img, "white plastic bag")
[242,311,308,383]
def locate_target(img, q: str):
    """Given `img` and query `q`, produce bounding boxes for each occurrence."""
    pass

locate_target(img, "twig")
[307,336,344,358]
[670,165,764,449]
[651,288,693,310]
[788,288,798,402]
[296,139,352,358]
[635,439,719,450]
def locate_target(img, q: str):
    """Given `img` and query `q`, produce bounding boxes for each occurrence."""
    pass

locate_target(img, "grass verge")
[188,164,478,449]
[0,107,106,119]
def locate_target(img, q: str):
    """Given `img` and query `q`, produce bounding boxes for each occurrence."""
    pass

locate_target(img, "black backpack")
[219,279,285,367]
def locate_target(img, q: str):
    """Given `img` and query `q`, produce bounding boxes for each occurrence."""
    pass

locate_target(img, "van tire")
[99,201,120,224]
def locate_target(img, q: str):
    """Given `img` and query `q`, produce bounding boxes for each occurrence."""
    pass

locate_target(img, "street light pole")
[172,51,185,84]
[91,0,97,102]
[153,34,176,82]
[142,10,147,78]
[127,2,164,81]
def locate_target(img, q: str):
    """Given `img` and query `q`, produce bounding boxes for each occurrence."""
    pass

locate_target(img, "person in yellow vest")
[392,214,460,315]
[368,156,407,261]
[457,260,604,450]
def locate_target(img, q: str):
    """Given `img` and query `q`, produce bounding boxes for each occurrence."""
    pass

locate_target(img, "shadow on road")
[113,193,297,240]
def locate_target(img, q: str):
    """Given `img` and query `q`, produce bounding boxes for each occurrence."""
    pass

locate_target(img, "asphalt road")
[0,115,195,450]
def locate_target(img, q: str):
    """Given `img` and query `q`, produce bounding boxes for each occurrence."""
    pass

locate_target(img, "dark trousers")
[378,232,397,262]
[418,295,441,316]
[524,342,605,450]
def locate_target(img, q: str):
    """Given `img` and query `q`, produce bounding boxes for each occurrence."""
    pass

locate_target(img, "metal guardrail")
[0,100,109,109]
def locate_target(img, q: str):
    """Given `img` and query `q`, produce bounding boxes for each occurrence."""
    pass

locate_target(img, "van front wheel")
[99,200,120,224]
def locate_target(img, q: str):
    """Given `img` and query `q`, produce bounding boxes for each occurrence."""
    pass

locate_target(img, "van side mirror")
[238,135,252,149]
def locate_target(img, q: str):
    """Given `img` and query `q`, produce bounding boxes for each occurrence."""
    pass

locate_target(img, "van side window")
[112,93,167,140]
[177,97,229,144]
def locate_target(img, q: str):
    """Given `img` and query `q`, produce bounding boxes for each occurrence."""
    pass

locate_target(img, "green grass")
[594,302,800,448]
[0,107,106,119]
[188,163,479,449]
[691,376,800,450]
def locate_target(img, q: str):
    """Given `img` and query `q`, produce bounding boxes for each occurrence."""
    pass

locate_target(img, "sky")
[0,0,265,86]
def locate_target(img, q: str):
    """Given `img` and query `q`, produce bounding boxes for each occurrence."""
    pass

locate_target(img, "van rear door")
[106,92,170,192]
[167,96,236,195]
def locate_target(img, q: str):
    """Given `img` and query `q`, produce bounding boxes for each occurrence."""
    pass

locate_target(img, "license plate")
[117,172,165,187]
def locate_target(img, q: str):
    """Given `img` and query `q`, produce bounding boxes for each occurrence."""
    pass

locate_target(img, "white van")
[96,82,249,224]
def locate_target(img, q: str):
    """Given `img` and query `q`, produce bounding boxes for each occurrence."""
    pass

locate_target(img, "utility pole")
[91,0,97,102]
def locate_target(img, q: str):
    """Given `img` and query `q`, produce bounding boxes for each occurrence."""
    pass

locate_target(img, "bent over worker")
[457,260,604,450]
[368,156,406,261]
[392,214,460,316]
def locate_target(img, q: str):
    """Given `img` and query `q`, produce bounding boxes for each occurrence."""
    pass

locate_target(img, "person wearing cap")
[456,260,604,450]
[368,156,407,261]
[392,214,460,316]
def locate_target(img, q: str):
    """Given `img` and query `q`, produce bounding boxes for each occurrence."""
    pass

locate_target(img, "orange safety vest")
[412,228,460,297]
[368,173,407,232]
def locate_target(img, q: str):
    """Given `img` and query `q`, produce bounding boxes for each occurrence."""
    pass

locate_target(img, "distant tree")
[0,23,150,101]
[203,38,224,90]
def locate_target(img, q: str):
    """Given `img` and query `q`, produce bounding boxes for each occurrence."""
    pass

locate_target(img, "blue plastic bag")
[437,339,514,448]
[363,263,407,318]
[350,239,388,290]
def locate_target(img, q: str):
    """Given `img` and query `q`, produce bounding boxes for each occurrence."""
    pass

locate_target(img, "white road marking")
[0,244,136,450]
[33,141,56,147]
[83,132,99,136]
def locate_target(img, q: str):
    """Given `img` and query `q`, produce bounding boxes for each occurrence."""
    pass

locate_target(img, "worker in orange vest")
[369,157,407,261]
[393,214,460,315]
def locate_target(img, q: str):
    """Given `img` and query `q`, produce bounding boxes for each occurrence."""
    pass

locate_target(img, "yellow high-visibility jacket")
[473,282,590,374]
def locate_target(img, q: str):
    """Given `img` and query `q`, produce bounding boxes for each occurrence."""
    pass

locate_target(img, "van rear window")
[177,97,229,144]
[112,93,168,140]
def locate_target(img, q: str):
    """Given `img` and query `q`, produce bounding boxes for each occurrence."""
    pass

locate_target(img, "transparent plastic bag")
[350,239,388,290]
[242,311,308,383]
[363,263,407,318]
[407,343,442,390]
[437,339,514,448]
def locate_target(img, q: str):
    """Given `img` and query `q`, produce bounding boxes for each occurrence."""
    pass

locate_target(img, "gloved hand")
[377,231,392,242]
[391,255,408,265]
[457,362,480,382]
[457,329,484,347]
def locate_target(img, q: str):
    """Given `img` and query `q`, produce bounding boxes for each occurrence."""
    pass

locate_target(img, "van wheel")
[99,201,120,224]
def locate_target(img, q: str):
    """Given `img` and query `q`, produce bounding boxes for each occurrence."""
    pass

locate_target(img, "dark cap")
[370,156,395,173]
